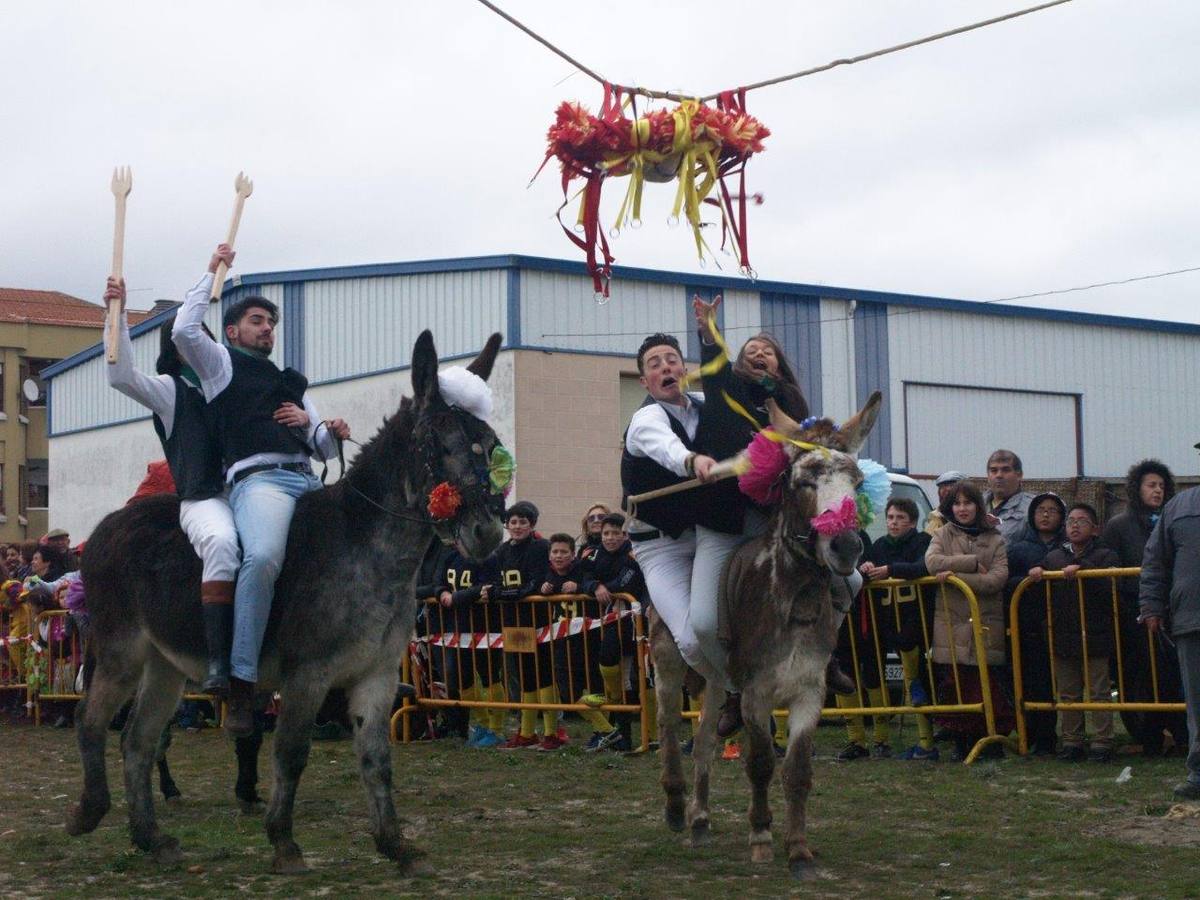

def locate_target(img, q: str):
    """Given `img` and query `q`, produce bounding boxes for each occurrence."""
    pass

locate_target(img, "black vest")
[211,349,311,467]
[621,396,741,538]
[151,378,225,501]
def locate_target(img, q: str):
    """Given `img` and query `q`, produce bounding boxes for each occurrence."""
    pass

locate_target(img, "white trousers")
[179,493,240,583]
[634,529,709,676]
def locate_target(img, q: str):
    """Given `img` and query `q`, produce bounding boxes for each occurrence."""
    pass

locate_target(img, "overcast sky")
[3,1,1197,326]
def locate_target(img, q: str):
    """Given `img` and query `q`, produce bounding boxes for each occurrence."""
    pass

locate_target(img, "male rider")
[172,244,350,736]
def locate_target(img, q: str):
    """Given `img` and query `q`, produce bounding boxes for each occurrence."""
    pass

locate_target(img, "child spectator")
[437,543,505,748]
[577,503,611,563]
[860,498,935,760]
[1031,503,1121,762]
[579,513,649,752]
[1005,492,1067,755]
[490,501,559,750]
[926,481,1013,761]
[541,533,614,749]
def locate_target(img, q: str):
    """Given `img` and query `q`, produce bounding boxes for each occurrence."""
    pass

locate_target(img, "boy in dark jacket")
[1005,492,1067,755]
[858,498,934,759]
[1031,503,1121,762]
[489,501,559,750]
[579,513,648,752]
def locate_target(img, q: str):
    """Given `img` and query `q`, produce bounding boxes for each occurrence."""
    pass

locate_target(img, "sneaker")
[871,742,892,759]
[466,725,486,748]
[836,742,870,761]
[584,731,605,752]
[473,728,503,749]
[555,725,569,745]
[681,737,694,756]
[579,693,607,708]
[1057,744,1086,762]
[498,734,539,751]
[908,681,931,708]
[592,727,628,753]
[610,734,633,752]
[899,744,940,761]
[1087,746,1114,764]
[721,743,741,761]
[1172,781,1200,801]
[538,734,568,752]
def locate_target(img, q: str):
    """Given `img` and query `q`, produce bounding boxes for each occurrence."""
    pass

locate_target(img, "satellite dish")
[22,378,41,403]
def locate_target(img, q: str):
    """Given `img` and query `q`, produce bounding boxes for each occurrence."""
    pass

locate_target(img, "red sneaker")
[555,725,570,745]
[721,742,741,761]
[538,734,568,752]
[498,734,539,751]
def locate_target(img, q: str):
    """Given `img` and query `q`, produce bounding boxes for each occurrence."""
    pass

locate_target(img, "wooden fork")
[211,171,254,301]
[104,166,133,365]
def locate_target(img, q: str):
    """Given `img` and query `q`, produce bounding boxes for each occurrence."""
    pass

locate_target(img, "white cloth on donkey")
[438,367,493,423]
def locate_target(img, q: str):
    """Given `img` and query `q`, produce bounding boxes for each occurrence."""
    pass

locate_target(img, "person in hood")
[1107,459,1186,756]
[1005,492,1067,755]
[1032,503,1120,762]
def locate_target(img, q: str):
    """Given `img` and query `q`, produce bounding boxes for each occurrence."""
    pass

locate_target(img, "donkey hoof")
[750,842,774,864]
[378,838,428,876]
[272,846,309,875]
[689,819,711,847]
[65,798,109,836]
[664,806,686,833]
[151,835,183,866]
[789,857,817,880]
[239,797,265,816]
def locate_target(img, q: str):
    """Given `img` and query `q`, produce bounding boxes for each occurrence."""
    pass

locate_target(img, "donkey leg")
[650,628,688,833]
[121,653,186,864]
[688,685,722,846]
[235,721,265,814]
[742,690,776,864]
[348,667,425,872]
[782,701,821,880]
[265,677,327,874]
[67,650,140,836]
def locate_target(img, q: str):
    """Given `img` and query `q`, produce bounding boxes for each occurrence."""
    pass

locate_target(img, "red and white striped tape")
[413,603,642,651]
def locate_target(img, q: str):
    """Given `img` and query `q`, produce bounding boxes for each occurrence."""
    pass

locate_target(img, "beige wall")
[510,350,632,540]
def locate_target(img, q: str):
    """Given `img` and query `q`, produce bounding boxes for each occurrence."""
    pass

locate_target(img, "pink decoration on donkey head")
[737,429,790,505]
[810,495,858,536]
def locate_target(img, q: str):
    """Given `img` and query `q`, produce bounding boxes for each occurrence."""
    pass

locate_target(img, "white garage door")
[904,383,1079,478]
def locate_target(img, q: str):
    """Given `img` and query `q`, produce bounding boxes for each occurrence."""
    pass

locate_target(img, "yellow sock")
[689,694,704,738]
[486,682,507,733]
[600,664,624,704]
[868,686,890,744]
[899,648,934,749]
[580,708,612,733]
[836,693,867,746]
[460,683,482,728]
[538,685,558,736]
[773,712,789,748]
[519,691,538,738]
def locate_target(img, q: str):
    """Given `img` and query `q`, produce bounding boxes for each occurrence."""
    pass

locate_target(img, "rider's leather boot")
[225,677,256,739]
[826,655,857,695]
[200,581,234,696]
[716,691,743,739]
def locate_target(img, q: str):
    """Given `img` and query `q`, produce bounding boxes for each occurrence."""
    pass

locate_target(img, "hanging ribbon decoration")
[537,86,770,299]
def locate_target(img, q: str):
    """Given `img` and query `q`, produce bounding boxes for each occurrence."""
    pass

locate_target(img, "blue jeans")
[229,468,321,682]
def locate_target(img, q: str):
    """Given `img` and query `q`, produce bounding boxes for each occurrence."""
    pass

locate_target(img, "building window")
[18,357,53,416]
[18,465,26,517]
[26,459,48,510]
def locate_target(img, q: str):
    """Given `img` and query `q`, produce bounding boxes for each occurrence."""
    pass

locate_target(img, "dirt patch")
[1090,804,1200,848]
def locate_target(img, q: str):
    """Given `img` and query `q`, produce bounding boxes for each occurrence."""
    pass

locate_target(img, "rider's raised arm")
[104,278,175,424]
[172,246,234,402]
[625,403,691,477]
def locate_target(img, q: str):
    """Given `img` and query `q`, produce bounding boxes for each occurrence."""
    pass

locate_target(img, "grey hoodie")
[1139,486,1200,637]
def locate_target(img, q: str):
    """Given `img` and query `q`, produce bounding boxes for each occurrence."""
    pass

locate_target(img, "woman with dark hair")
[926,481,1012,759]
[1103,458,1186,755]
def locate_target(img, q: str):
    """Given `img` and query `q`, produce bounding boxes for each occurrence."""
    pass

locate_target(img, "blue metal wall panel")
[507,268,521,347]
[854,301,892,465]
[760,292,823,416]
[684,285,723,360]
[283,282,305,372]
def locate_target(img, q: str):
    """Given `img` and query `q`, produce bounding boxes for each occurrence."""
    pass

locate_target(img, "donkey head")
[768,391,883,576]
[409,330,507,559]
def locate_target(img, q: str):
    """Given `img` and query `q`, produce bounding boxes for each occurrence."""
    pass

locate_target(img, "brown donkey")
[651,391,882,879]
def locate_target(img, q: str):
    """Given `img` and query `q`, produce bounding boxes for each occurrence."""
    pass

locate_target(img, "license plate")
[884,664,903,683]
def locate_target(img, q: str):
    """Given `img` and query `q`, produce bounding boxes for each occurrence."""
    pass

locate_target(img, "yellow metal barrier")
[819,575,1014,764]
[30,609,81,724]
[1,606,31,706]
[1009,566,1185,755]
[391,592,651,750]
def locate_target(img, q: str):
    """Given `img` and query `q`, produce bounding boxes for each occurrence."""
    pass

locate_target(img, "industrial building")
[43,254,1200,541]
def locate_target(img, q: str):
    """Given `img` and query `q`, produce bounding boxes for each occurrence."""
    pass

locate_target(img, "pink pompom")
[811,495,858,536]
[737,429,789,505]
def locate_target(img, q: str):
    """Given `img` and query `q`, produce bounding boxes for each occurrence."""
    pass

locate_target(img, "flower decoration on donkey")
[536,84,770,298]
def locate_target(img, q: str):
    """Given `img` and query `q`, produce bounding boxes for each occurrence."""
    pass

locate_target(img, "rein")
[314,422,431,526]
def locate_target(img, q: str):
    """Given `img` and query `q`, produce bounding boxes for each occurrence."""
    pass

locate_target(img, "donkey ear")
[411,330,441,405]
[466,333,502,382]
[766,398,803,437]
[840,391,883,455]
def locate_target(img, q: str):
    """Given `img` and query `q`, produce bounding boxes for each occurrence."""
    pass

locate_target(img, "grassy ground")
[1,712,1199,899]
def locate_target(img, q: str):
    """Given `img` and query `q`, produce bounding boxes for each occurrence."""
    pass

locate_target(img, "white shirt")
[172,273,338,482]
[106,311,180,437]
[624,393,701,533]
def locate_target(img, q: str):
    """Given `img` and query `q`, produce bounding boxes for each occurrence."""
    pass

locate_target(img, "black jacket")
[580,539,645,603]
[489,536,550,602]
[864,528,931,579]
[1006,492,1068,595]
[1044,539,1121,658]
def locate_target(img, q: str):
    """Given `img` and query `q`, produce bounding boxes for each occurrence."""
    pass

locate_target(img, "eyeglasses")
[1065,517,1094,527]
[587,513,607,522]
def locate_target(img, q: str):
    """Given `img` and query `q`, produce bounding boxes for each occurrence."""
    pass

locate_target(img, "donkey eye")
[471,442,484,455]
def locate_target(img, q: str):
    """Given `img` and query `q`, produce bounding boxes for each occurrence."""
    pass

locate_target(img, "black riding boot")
[200,582,235,696]
[225,677,256,738]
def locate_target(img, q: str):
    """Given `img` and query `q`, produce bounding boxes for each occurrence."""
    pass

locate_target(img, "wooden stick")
[104,166,132,364]
[210,171,254,302]
[626,470,738,507]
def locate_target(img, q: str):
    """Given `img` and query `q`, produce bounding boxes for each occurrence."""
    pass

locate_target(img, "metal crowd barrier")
[391,592,652,749]
[1009,566,1185,756]
[821,575,1014,764]
[1,606,31,704]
